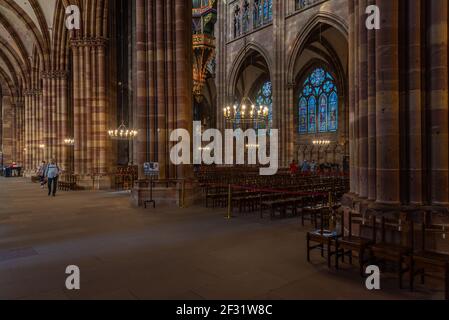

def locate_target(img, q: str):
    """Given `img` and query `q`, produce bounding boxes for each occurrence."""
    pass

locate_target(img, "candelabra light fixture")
[223,97,269,126]
[312,140,331,146]
[64,138,75,146]
[39,144,46,149]
[108,123,138,140]
[246,143,260,149]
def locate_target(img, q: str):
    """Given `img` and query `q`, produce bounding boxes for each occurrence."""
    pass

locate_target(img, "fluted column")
[156,0,167,179]
[375,0,400,204]
[133,0,192,180]
[24,93,30,171]
[358,0,368,199]
[135,0,148,179]
[407,0,423,204]
[1,95,13,165]
[348,0,357,194]
[367,0,377,201]
[429,0,449,205]
[72,45,81,175]
[97,42,108,175]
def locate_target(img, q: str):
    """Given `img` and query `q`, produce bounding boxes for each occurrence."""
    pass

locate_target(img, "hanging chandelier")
[223,97,269,125]
[223,36,270,128]
[108,17,138,142]
[313,140,331,146]
[108,122,138,140]
[64,138,75,146]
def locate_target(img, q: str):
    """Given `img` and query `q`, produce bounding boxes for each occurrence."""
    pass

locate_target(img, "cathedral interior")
[0,0,449,301]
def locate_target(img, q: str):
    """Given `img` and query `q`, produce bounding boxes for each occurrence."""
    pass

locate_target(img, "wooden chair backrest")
[376,215,414,248]
[421,217,449,252]
[343,210,377,241]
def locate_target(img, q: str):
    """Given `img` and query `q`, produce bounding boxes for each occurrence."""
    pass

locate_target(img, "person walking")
[45,159,60,197]
[37,161,47,188]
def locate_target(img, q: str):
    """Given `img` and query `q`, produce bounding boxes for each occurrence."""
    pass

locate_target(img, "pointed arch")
[227,41,272,98]
[286,12,348,84]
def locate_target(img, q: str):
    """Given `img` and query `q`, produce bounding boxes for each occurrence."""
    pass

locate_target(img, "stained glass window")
[256,81,273,128]
[299,98,307,133]
[308,96,317,133]
[318,94,327,132]
[298,67,338,134]
[263,0,272,22]
[328,91,338,132]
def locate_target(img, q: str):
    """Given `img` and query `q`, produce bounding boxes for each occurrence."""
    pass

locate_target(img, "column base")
[75,175,113,190]
[131,180,203,208]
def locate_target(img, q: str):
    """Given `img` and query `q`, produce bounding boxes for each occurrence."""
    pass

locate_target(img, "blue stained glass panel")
[308,96,317,133]
[299,98,307,133]
[318,95,328,132]
[328,91,338,131]
[298,67,339,134]
[256,81,273,129]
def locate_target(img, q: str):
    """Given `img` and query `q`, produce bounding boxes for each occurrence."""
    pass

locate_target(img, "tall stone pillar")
[1,95,13,165]
[375,0,400,204]
[133,0,193,180]
[348,0,357,194]
[429,0,449,205]
[71,38,110,183]
[407,0,423,205]
[273,0,288,167]
[357,0,368,199]
[367,0,377,201]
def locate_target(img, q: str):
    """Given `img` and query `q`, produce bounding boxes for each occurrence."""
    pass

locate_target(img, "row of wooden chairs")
[306,209,449,300]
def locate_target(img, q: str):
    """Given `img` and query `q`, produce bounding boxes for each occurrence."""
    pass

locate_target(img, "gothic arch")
[0,68,15,98]
[287,12,348,84]
[227,41,272,98]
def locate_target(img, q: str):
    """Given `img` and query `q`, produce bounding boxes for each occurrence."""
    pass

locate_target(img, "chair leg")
[359,249,365,277]
[409,260,414,292]
[445,265,449,301]
[398,258,403,290]
[307,235,310,262]
[335,245,340,270]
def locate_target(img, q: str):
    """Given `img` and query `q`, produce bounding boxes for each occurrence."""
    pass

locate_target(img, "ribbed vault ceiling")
[0,0,57,95]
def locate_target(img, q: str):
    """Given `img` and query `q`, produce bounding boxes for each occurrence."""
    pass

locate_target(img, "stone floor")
[0,178,444,300]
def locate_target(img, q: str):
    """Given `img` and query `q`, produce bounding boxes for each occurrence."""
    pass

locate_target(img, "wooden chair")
[335,210,376,276]
[301,195,327,228]
[369,215,413,289]
[409,214,449,300]
[306,207,340,268]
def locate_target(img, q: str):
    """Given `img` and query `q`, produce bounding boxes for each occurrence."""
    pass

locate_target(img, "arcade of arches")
[1,0,449,299]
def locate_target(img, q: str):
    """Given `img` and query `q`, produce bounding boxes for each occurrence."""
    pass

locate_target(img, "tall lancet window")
[255,81,273,129]
[298,67,338,134]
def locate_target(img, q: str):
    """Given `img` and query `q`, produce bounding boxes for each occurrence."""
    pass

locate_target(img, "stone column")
[72,44,81,175]
[133,0,192,180]
[348,0,357,194]
[367,0,377,201]
[375,0,400,204]
[429,0,449,205]
[156,0,167,179]
[1,95,12,165]
[135,0,148,179]
[273,0,288,167]
[358,0,368,199]
[407,0,423,205]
